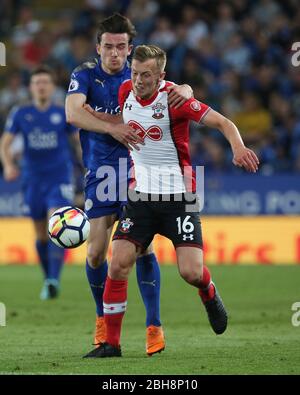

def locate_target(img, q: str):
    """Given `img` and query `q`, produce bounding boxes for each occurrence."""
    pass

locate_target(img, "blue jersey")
[67,57,131,170]
[5,103,76,179]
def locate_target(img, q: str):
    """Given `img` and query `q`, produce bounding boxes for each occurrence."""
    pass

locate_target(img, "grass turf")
[0,264,299,375]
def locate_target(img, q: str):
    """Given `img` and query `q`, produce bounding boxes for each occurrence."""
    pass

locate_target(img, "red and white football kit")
[114,79,211,251]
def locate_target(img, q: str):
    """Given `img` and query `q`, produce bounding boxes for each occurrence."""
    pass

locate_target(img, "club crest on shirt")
[50,113,62,125]
[120,218,134,233]
[152,102,166,119]
[190,100,201,112]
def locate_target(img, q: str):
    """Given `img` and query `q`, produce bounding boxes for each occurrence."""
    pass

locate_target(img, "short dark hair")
[96,13,137,44]
[30,65,55,83]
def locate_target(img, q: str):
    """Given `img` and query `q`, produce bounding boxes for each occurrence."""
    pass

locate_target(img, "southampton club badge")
[152,103,166,119]
[120,218,134,233]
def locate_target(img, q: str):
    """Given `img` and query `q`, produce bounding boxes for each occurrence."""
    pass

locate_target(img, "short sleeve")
[172,98,211,123]
[118,80,132,111]
[5,106,21,134]
[67,69,89,97]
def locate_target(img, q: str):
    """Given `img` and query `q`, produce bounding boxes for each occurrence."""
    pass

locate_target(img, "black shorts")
[113,192,203,251]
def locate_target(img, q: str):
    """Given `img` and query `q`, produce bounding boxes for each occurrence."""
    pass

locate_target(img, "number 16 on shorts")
[176,215,195,241]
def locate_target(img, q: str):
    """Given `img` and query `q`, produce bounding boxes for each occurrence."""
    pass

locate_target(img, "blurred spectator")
[181,4,209,50]
[233,93,272,147]
[149,17,177,51]
[58,34,95,74]
[0,72,28,116]
[12,5,41,47]
[251,0,281,26]
[127,0,159,43]
[22,29,53,69]
[213,3,237,50]
[222,33,252,74]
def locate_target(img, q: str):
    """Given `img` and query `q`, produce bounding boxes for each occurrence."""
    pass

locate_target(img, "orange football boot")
[94,316,106,347]
[146,325,165,356]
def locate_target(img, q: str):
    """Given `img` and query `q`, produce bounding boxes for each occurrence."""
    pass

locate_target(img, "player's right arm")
[83,103,123,124]
[66,66,144,152]
[0,132,20,181]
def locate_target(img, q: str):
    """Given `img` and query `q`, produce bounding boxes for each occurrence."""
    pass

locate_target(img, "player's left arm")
[201,109,259,173]
[166,84,193,109]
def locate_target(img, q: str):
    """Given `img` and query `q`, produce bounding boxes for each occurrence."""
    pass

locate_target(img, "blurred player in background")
[0,66,79,300]
[65,13,193,357]
[85,45,259,357]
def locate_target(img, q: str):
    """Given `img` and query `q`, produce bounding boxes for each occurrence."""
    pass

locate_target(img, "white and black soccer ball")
[48,206,90,248]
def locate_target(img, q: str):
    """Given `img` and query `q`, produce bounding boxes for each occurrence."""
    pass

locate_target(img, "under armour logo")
[141,280,156,287]
[183,234,194,241]
[125,103,132,110]
[128,120,163,141]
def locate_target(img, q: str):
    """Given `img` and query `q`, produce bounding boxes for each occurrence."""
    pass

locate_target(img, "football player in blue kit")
[1,66,79,300]
[65,13,193,357]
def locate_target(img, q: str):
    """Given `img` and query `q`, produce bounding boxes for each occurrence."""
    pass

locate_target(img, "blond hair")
[133,45,167,72]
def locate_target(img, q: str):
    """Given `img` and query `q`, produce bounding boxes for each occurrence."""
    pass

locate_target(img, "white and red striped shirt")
[119,80,210,194]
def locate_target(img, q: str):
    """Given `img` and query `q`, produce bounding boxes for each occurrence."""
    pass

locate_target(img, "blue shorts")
[23,176,74,220]
[84,165,128,219]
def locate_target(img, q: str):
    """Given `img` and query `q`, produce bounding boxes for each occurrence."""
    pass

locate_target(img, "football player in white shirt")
[84,45,259,357]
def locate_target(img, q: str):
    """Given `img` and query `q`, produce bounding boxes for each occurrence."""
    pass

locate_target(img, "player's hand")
[232,146,259,173]
[3,164,20,181]
[167,84,193,109]
[109,124,144,151]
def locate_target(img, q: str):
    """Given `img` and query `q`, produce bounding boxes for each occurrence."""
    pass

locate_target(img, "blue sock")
[47,241,65,281]
[36,240,48,278]
[136,253,161,327]
[86,260,108,317]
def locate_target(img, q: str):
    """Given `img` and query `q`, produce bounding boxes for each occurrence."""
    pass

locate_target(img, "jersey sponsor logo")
[95,105,120,114]
[120,217,134,233]
[152,102,166,119]
[28,128,58,149]
[94,78,105,87]
[190,100,201,112]
[128,120,163,141]
[50,113,62,125]
[68,79,79,92]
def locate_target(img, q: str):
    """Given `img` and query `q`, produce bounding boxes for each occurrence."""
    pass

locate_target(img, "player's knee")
[87,246,106,268]
[179,264,203,286]
[110,252,134,280]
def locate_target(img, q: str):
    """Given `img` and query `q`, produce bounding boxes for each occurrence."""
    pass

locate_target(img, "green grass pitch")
[0,264,299,375]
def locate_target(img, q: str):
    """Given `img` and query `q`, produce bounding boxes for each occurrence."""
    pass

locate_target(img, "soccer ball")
[48,206,90,248]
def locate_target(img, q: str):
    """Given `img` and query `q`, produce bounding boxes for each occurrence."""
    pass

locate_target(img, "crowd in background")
[1,0,300,175]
